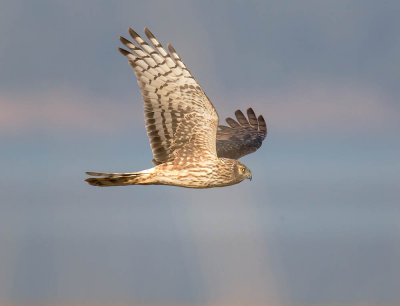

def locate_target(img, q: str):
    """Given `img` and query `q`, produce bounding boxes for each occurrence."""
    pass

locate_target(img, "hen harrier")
[85,28,267,188]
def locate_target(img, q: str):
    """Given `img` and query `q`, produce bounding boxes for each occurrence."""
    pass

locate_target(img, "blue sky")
[1,0,400,305]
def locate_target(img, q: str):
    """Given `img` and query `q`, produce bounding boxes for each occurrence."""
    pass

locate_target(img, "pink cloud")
[218,82,399,135]
[1,83,398,137]
[0,89,143,135]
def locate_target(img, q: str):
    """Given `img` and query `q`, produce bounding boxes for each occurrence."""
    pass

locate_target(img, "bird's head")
[235,161,252,181]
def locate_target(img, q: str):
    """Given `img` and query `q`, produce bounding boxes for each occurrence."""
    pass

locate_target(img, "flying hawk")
[85,28,267,188]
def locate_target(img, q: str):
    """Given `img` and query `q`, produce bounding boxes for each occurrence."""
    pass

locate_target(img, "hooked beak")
[247,171,252,181]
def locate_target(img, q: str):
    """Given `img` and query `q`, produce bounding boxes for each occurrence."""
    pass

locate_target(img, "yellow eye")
[241,167,245,173]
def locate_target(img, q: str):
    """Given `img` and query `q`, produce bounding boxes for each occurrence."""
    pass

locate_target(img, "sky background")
[1,0,400,305]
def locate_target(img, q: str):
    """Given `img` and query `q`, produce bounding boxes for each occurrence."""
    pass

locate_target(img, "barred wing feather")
[119,28,219,165]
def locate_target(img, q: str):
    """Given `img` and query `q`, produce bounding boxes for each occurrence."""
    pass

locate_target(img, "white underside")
[136,167,156,174]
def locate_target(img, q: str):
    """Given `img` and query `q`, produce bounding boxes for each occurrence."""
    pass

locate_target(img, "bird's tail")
[85,168,155,187]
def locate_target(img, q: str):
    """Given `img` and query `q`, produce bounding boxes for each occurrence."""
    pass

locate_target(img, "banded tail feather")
[85,168,155,187]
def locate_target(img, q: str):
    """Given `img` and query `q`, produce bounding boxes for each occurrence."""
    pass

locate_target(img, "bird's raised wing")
[119,28,219,165]
[216,108,267,159]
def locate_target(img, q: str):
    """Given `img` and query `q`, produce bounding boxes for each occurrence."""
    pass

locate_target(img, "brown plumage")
[217,108,267,159]
[85,28,266,188]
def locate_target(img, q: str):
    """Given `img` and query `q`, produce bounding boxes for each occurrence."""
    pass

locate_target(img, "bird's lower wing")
[216,108,267,160]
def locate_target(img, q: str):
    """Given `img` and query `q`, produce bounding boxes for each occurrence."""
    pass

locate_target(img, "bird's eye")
[241,167,245,172]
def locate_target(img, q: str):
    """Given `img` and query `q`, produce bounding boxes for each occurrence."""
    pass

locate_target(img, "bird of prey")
[85,28,267,188]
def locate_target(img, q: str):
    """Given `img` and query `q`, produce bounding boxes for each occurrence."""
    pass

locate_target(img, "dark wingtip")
[118,47,130,56]
[167,43,176,54]
[258,115,267,136]
[225,117,240,128]
[144,27,154,39]
[120,36,130,45]
[128,27,140,39]
[246,108,258,128]
[234,109,249,126]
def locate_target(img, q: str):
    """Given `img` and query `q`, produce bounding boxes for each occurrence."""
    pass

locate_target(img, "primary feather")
[216,108,267,160]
